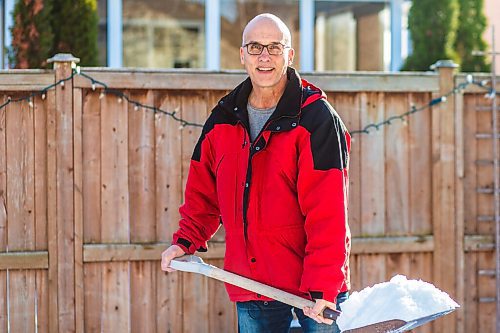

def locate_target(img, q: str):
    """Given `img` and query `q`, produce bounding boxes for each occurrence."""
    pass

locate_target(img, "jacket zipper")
[242,115,290,239]
[227,85,306,240]
[241,122,252,240]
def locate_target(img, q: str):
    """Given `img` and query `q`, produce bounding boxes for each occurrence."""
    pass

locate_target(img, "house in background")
[1,0,498,72]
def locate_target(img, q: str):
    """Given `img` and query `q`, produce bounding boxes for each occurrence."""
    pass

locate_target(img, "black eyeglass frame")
[242,42,291,55]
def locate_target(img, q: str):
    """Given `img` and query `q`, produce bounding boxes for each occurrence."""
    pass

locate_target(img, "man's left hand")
[303,299,336,325]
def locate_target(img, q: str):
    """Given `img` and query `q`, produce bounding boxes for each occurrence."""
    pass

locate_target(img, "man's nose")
[258,47,271,60]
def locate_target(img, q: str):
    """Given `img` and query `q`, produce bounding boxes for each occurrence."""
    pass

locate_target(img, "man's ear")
[240,47,245,65]
[288,48,295,66]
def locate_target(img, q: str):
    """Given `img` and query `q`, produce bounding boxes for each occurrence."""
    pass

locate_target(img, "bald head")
[242,13,292,47]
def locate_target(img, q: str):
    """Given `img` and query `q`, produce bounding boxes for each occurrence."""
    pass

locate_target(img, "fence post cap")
[47,53,80,64]
[430,60,459,71]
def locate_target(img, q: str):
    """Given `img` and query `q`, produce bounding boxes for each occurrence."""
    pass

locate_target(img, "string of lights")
[0,68,497,135]
[350,74,497,135]
[349,74,495,135]
[78,71,203,128]
[0,69,77,110]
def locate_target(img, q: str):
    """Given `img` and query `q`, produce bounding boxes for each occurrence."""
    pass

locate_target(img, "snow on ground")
[337,275,459,331]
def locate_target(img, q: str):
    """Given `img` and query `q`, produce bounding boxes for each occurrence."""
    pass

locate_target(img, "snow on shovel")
[169,255,458,333]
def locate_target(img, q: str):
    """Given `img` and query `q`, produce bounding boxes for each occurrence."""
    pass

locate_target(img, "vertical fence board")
[155,92,183,333]
[454,86,465,333]
[6,97,36,332]
[464,253,478,333]
[54,61,77,332]
[129,89,156,333]
[6,98,35,248]
[83,263,102,333]
[82,90,103,333]
[155,92,183,240]
[0,95,7,332]
[82,91,102,244]
[410,253,433,281]
[410,253,433,333]
[330,93,361,237]
[34,94,49,333]
[409,93,433,235]
[73,88,84,333]
[46,87,58,333]
[181,92,208,332]
[7,97,36,332]
[131,261,156,333]
[102,263,130,332]
[34,94,48,251]
[358,92,387,292]
[349,254,362,293]
[183,273,209,333]
[207,258,236,333]
[35,270,49,333]
[156,268,183,333]
[385,93,410,235]
[100,92,129,241]
[430,90,443,328]
[9,271,36,333]
[360,254,386,287]
[129,90,155,242]
[433,66,458,333]
[385,254,410,280]
[360,92,386,236]
[100,94,130,332]
[463,94,478,235]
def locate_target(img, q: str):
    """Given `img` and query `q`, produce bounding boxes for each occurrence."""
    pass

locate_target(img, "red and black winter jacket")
[173,67,351,303]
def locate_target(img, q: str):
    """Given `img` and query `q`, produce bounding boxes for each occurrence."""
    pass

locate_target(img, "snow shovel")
[169,255,455,333]
[340,309,455,333]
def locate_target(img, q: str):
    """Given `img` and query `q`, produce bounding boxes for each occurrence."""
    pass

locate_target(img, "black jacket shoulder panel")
[299,99,349,171]
[192,106,236,162]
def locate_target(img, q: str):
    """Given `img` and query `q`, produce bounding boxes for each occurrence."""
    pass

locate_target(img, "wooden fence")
[0,54,498,332]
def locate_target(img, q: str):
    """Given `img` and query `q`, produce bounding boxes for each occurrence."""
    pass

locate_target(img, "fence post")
[431,59,459,333]
[46,53,80,333]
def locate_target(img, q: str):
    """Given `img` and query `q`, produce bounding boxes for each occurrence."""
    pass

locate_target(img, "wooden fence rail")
[0,54,498,332]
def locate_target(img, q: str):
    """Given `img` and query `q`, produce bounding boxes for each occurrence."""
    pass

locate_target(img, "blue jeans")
[236,292,348,333]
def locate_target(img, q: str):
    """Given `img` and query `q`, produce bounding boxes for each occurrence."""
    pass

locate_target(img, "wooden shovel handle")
[171,255,342,321]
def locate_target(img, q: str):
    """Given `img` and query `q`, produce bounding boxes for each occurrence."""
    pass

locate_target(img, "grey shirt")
[247,103,276,142]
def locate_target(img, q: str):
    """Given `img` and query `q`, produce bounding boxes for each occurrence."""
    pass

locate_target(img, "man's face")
[240,19,294,90]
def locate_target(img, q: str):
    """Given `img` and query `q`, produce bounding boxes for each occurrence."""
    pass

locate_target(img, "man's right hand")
[161,245,186,272]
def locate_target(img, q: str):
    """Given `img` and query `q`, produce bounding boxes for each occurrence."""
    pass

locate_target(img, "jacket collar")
[218,67,325,125]
[220,67,302,118]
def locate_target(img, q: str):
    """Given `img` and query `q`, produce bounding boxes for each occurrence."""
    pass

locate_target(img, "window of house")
[315,1,389,71]
[122,0,206,68]
[92,0,407,71]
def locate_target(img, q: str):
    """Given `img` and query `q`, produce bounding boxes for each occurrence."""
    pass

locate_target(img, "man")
[161,13,351,333]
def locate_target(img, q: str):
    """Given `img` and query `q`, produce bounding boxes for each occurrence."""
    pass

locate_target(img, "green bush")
[51,0,98,66]
[455,0,490,72]
[10,0,54,68]
[403,0,460,71]
[10,0,98,68]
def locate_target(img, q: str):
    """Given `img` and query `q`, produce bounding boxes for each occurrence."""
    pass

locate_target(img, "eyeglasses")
[243,42,290,55]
